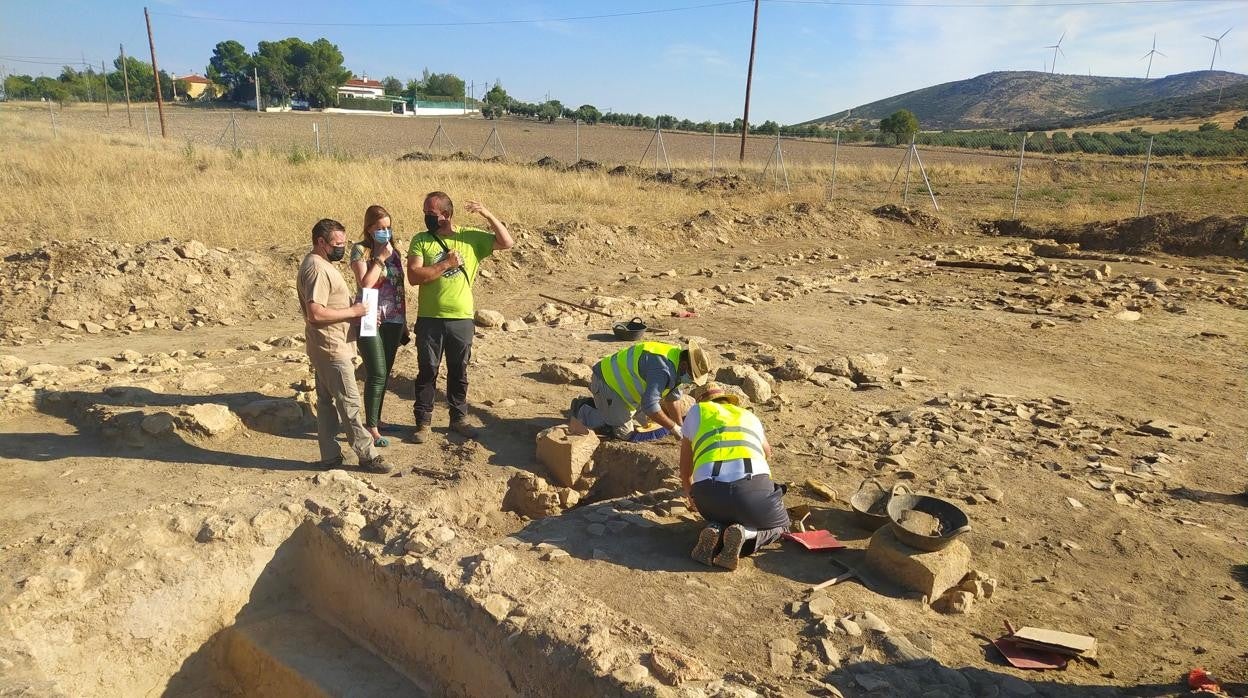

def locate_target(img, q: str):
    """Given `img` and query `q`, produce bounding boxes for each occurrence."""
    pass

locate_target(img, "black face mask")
[424,214,441,233]
[327,245,346,262]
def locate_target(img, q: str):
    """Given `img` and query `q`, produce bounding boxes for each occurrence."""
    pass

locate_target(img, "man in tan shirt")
[297,218,390,473]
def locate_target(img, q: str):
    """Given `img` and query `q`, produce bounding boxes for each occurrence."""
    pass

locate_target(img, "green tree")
[753,119,780,135]
[482,83,509,118]
[206,40,252,102]
[1198,122,1220,132]
[538,100,561,123]
[104,55,171,101]
[3,74,37,100]
[879,109,920,144]
[252,37,349,107]
[575,104,602,124]
[420,70,465,99]
[382,75,403,95]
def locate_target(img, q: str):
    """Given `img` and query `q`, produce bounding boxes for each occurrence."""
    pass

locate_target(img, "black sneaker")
[408,423,429,444]
[358,455,392,474]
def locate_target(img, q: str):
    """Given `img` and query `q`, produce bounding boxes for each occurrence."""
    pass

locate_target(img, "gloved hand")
[670,425,683,439]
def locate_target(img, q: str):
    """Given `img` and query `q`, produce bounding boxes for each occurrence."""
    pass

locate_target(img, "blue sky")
[2,0,1245,123]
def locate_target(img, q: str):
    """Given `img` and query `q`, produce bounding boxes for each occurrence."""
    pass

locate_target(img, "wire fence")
[10,102,1248,223]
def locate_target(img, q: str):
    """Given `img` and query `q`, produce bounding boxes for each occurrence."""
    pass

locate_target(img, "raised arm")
[465,201,514,251]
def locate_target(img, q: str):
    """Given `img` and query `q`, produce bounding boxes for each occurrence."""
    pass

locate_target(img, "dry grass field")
[2,102,1246,236]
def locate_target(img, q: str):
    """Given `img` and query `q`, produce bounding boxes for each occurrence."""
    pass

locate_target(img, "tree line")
[3,56,176,105]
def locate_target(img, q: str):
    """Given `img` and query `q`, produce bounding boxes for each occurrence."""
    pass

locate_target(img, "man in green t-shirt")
[406,191,514,442]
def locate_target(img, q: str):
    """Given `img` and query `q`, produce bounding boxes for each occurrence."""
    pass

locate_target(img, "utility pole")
[739,0,760,162]
[102,60,110,116]
[120,44,133,126]
[253,66,261,113]
[144,6,167,138]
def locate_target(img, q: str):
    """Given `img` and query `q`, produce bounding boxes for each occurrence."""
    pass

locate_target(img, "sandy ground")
[1,203,1246,696]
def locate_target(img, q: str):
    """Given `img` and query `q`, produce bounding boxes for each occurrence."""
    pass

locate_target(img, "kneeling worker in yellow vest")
[683,383,789,570]
[571,340,710,440]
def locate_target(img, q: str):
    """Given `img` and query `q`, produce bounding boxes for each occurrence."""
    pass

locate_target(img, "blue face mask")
[373,228,392,245]
[678,372,692,385]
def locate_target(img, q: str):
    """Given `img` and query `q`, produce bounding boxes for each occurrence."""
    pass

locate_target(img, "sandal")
[373,436,390,448]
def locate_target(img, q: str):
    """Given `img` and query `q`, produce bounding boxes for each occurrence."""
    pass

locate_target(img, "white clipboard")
[359,288,379,337]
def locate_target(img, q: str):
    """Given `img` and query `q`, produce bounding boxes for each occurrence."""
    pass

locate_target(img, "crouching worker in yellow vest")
[683,383,789,570]
[571,340,710,440]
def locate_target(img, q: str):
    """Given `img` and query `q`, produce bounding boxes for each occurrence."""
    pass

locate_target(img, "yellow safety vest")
[597,341,683,410]
[690,401,768,475]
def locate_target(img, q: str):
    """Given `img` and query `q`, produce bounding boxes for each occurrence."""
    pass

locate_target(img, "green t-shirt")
[407,226,495,319]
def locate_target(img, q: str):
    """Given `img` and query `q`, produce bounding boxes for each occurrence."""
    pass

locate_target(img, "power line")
[765,0,1243,7]
[149,1,752,27]
[0,56,106,67]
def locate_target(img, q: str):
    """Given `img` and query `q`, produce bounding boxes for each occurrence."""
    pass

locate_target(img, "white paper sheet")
[359,288,379,337]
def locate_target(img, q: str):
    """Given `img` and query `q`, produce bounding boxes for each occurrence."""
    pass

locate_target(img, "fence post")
[828,130,840,202]
[313,123,320,154]
[1137,135,1154,217]
[143,105,151,145]
[1011,132,1027,218]
[231,112,238,150]
[575,119,580,162]
[48,101,57,138]
[711,127,717,175]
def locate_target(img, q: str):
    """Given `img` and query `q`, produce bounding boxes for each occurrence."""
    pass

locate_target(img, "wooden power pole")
[739,0,760,163]
[144,6,167,138]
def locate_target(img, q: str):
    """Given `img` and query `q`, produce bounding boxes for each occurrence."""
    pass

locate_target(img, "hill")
[803,70,1248,130]
[1021,81,1248,130]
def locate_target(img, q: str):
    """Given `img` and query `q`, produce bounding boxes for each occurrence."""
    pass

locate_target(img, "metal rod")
[828,131,840,201]
[575,119,580,162]
[120,44,132,127]
[739,0,760,162]
[231,112,238,150]
[902,136,915,206]
[1137,135,1154,217]
[911,145,940,211]
[638,126,659,167]
[253,67,260,112]
[1011,132,1027,218]
[537,293,615,318]
[48,101,56,138]
[777,134,790,193]
[143,104,151,145]
[144,6,167,138]
[314,123,320,154]
[102,60,110,116]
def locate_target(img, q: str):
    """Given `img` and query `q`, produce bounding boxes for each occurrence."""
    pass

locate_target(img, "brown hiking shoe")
[712,524,746,571]
[691,525,721,567]
[450,420,478,439]
[358,455,392,474]
[408,423,429,444]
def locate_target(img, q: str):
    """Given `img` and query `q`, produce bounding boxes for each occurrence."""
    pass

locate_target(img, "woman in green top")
[349,205,408,447]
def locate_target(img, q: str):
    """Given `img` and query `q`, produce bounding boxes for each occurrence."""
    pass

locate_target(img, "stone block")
[865,525,971,599]
[536,424,599,487]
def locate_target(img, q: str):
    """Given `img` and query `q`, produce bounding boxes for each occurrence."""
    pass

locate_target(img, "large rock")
[1138,418,1209,441]
[502,472,563,519]
[236,398,313,433]
[539,362,592,387]
[174,240,208,259]
[716,365,772,403]
[180,403,240,437]
[0,355,28,376]
[865,525,970,600]
[536,424,599,488]
[474,309,506,328]
[771,357,814,382]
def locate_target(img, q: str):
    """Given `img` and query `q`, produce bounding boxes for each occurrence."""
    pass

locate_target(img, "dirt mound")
[534,156,563,170]
[0,238,293,345]
[568,159,602,171]
[608,164,646,178]
[694,174,751,192]
[983,213,1248,259]
[445,151,479,161]
[397,151,435,161]
[873,204,946,232]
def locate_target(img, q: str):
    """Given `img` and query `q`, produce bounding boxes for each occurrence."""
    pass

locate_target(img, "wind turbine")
[1044,32,1066,74]
[1202,28,1231,71]
[1141,34,1165,79]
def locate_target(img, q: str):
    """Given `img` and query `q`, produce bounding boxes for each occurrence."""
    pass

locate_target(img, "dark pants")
[691,475,790,556]
[357,322,403,428]
[413,317,474,424]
